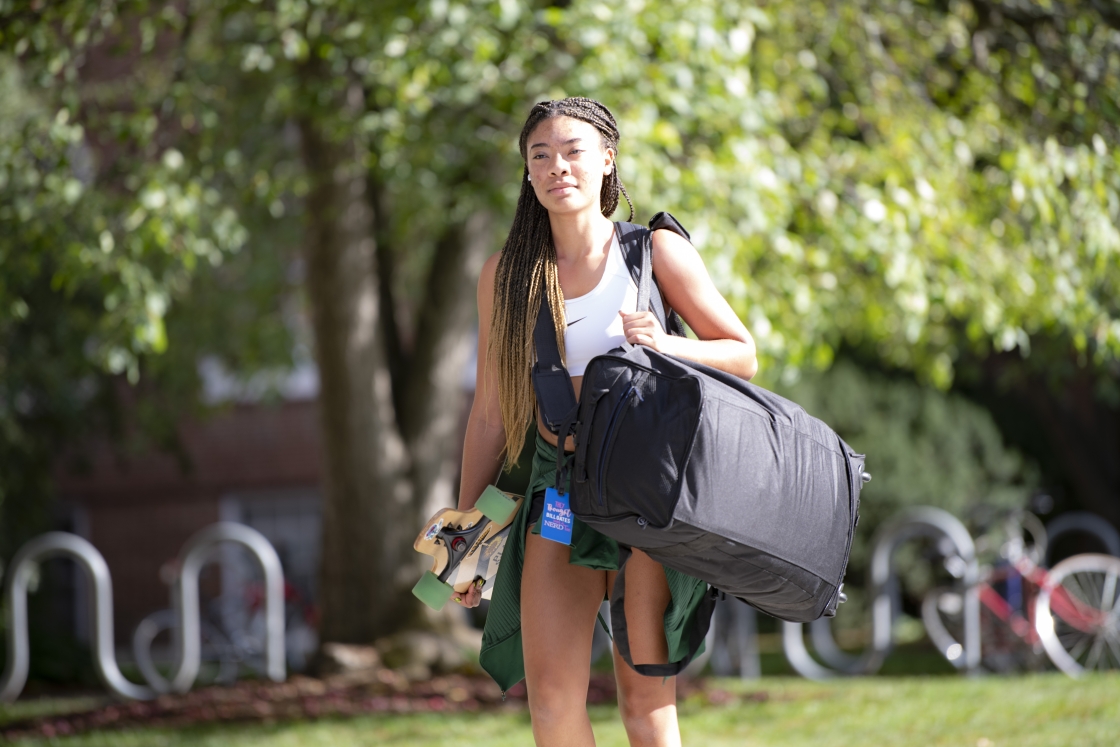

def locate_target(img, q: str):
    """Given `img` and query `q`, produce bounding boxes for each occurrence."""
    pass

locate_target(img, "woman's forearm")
[457,410,508,511]
[657,334,758,380]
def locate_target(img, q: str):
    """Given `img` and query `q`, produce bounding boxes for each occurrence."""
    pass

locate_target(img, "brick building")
[55,397,323,643]
[51,348,475,661]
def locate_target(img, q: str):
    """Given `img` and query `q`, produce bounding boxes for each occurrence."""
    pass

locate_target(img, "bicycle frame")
[981,555,1107,641]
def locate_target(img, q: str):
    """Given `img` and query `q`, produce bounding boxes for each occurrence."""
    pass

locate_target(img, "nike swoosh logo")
[567,317,586,327]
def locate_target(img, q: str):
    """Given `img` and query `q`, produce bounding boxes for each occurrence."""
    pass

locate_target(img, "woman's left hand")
[619,310,668,352]
[453,579,484,608]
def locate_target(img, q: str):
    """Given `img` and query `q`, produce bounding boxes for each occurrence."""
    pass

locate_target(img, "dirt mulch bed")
[1,670,752,740]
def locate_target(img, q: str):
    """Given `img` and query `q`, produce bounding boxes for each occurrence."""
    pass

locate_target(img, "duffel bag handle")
[609,546,716,677]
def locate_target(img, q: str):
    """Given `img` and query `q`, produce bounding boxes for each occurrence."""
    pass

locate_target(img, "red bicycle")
[923,511,1120,677]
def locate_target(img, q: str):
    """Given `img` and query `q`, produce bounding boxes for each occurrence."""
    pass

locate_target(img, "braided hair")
[488,97,635,465]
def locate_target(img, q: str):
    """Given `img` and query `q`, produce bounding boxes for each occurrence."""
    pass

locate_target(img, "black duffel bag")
[533,213,868,672]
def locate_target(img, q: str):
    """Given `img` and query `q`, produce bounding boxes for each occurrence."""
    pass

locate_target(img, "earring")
[526,174,531,182]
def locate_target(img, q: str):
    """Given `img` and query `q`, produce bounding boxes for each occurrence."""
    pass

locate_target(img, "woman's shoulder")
[476,252,502,316]
[650,225,701,280]
[479,252,501,288]
[481,251,502,276]
[650,225,694,253]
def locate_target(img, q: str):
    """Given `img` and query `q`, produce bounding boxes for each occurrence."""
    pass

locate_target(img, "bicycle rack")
[708,599,761,678]
[1044,512,1120,565]
[0,532,155,702]
[132,522,286,693]
[783,507,981,679]
[677,598,761,679]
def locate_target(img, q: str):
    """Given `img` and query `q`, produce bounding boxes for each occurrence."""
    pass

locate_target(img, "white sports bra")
[562,230,663,377]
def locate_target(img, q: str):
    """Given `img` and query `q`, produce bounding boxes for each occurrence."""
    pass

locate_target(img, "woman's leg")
[609,550,681,747]
[522,530,608,747]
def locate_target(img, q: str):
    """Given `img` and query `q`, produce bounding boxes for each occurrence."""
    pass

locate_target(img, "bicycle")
[133,569,318,690]
[922,510,1120,677]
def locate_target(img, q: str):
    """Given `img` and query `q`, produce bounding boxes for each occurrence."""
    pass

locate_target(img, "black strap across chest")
[531,212,691,454]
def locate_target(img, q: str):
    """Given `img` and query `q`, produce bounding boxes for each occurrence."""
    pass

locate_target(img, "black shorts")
[527,490,546,525]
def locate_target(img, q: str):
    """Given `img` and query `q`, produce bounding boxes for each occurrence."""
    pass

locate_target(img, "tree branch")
[397,207,492,443]
[368,173,407,419]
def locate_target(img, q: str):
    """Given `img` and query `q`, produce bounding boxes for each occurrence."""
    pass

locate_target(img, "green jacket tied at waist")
[480,431,710,692]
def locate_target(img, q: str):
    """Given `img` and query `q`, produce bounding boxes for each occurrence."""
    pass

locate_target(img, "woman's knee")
[527,677,591,727]
[615,647,675,712]
[617,675,678,744]
[619,674,675,712]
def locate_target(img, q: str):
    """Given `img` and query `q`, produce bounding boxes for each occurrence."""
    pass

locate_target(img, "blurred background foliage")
[0,0,1116,641]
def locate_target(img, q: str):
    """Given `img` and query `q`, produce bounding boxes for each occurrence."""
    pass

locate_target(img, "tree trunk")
[297,67,499,642]
[400,211,494,521]
[298,97,419,643]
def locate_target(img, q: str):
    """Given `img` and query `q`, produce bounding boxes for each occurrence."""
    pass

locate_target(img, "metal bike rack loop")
[1,532,155,702]
[709,599,761,679]
[1044,512,1120,565]
[783,507,981,679]
[142,522,286,693]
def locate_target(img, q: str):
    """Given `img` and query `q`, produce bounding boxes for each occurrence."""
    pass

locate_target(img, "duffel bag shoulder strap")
[533,212,691,436]
[618,212,689,338]
[610,546,717,676]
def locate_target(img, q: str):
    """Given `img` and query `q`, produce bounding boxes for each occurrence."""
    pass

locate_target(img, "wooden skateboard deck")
[413,487,522,603]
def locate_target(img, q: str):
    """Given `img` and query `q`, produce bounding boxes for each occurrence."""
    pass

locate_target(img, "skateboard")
[411,485,522,611]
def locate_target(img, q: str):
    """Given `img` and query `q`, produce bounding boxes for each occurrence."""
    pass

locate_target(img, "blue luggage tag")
[540,487,574,545]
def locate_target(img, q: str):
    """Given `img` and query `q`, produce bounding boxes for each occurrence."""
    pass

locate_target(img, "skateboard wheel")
[477,485,517,524]
[412,571,454,611]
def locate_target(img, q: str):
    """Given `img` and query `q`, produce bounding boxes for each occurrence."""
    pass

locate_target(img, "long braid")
[488,98,634,465]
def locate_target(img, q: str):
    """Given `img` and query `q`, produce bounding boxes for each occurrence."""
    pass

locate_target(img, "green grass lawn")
[3,673,1117,746]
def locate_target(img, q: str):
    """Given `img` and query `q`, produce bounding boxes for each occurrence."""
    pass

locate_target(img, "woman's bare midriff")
[536,374,584,452]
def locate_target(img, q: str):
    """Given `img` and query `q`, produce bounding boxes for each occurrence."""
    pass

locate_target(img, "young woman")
[456,97,757,747]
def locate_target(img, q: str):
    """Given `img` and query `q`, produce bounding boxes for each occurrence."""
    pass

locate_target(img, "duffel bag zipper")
[596,383,636,507]
[828,448,866,616]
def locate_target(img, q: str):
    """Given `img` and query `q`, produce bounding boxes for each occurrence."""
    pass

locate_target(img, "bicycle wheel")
[922,586,1046,673]
[1035,553,1120,677]
[973,510,1048,568]
[131,609,245,691]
